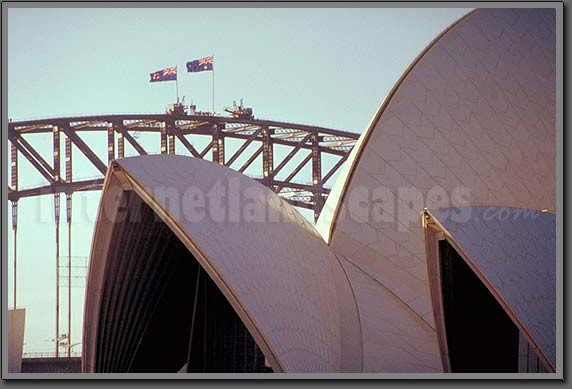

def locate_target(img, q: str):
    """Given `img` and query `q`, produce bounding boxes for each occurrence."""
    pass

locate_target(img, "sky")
[7,6,471,354]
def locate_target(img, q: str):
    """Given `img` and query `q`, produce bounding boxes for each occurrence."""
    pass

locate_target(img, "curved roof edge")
[316,8,476,244]
[422,206,556,372]
[124,164,286,372]
[84,155,364,373]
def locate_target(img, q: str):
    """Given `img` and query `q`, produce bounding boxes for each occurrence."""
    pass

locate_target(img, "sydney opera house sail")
[423,207,555,372]
[83,8,556,373]
[84,156,352,373]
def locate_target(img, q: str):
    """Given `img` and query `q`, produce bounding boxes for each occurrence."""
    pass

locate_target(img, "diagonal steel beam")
[272,132,313,176]
[275,153,312,192]
[225,128,262,168]
[8,130,55,176]
[8,134,55,183]
[238,145,263,173]
[175,134,200,157]
[199,143,212,159]
[62,127,108,174]
[322,154,349,185]
[116,126,148,155]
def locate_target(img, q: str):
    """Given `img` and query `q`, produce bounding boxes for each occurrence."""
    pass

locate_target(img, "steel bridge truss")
[8,114,358,219]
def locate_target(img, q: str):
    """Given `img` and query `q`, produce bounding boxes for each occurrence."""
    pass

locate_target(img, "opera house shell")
[83,8,556,373]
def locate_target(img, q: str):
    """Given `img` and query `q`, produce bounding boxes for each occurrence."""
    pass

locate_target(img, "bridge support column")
[160,122,168,154]
[107,123,115,162]
[66,193,72,358]
[212,124,225,165]
[11,142,18,310]
[168,134,175,154]
[311,134,323,222]
[117,131,125,159]
[262,126,274,189]
[53,125,61,358]
[11,201,18,310]
[54,192,61,358]
[65,134,73,358]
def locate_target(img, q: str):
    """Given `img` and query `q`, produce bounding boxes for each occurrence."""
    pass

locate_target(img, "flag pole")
[176,66,179,102]
[212,56,215,114]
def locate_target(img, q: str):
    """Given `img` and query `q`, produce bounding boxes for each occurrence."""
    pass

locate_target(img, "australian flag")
[150,66,177,82]
[187,56,214,73]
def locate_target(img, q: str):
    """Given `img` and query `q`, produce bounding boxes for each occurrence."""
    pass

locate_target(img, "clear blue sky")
[7,6,470,354]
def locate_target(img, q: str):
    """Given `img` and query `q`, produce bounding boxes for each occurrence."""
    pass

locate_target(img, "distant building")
[8,309,26,373]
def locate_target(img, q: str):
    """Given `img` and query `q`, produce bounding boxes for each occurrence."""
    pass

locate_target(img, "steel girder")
[7,114,359,220]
